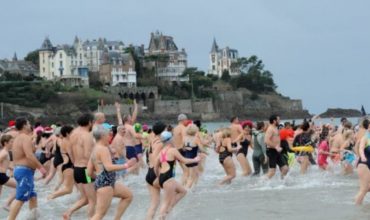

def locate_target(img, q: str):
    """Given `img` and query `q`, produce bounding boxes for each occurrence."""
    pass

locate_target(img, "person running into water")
[63,113,96,220]
[172,114,189,185]
[330,121,352,164]
[341,129,355,175]
[317,126,332,170]
[117,100,140,174]
[1,122,18,211]
[240,121,253,176]
[134,123,145,169]
[252,122,268,176]
[156,131,201,220]
[355,118,370,205]
[8,117,47,220]
[183,124,206,189]
[279,122,294,167]
[145,121,166,220]
[230,117,251,176]
[110,125,128,179]
[47,125,74,200]
[44,127,64,186]
[293,122,313,174]
[89,125,134,220]
[217,128,241,185]
[0,135,16,210]
[355,118,368,156]
[265,114,289,179]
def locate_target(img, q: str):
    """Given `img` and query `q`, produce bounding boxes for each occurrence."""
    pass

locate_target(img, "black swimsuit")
[61,152,74,172]
[145,139,161,186]
[238,139,250,156]
[184,138,199,168]
[159,160,175,188]
[53,143,64,168]
[159,148,176,188]
[219,146,232,165]
[39,147,52,165]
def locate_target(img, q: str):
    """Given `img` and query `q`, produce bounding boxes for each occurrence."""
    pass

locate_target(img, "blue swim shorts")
[14,166,37,202]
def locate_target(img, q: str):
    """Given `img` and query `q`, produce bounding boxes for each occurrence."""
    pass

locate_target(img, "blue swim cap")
[161,131,172,142]
[102,123,113,130]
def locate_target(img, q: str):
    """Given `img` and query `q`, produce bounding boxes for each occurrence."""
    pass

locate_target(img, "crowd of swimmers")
[0,100,370,219]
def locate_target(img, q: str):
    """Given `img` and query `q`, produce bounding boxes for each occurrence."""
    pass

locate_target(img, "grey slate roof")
[40,37,53,50]
[149,31,178,52]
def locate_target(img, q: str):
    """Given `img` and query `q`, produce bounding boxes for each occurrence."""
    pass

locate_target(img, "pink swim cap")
[34,126,44,134]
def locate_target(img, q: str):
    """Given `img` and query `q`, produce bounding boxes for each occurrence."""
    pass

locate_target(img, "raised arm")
[131,99,138,123]
[115,102,123,126]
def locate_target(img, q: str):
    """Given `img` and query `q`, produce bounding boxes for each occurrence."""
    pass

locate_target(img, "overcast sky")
[1,0,369,114]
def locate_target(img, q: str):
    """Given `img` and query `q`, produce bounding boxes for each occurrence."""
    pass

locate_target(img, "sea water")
[1,118,368,220]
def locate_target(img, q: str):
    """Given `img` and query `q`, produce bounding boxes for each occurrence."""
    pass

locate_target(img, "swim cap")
[134,123,142,133]
[161,131,172,143]
[44,127,54,134]
[152,121,166,135]
[8,120,16,128]
[102,123,113,130]
[242,120,254,128]
[142,124,149,132]
[184,120,192,127]
[178,114,187,121]
[34,126,44,134]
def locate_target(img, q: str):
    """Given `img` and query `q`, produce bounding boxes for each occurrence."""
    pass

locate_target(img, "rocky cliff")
[0,88,310,128]
[319,108,362,118]
[214,89,310,120]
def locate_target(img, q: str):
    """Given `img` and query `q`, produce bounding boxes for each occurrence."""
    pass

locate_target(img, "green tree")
[230,55,277,92]
[24,50,39,67]
[221,70,231,82]
[181,68,214,99]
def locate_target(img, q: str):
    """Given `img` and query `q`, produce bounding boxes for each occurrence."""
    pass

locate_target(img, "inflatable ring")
[291,146,314,153]
[287,152,296,167]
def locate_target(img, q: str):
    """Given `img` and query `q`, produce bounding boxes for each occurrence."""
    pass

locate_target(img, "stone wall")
[154,100,192,114]
[107,86,158,100]
[192,99,215,113]
[213,90,309,120]
[99,104,145,116]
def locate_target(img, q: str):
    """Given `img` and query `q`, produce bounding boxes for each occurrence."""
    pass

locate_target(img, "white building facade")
[146,31,188,82]
[39,37,89,87]
[84,38,125,72]
[39,36,128,87]
[208,38,239,78]
[109,52,137,87]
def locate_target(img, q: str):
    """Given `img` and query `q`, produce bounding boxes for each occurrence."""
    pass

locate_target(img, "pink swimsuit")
[318,140,329,167]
